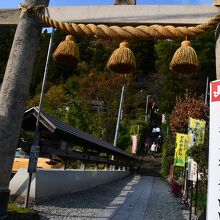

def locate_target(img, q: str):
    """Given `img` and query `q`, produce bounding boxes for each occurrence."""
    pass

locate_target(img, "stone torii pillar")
[0,0,49,217]
[114,0,136,5]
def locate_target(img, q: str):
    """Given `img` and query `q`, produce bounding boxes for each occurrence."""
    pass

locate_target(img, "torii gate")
[0,0,220,217]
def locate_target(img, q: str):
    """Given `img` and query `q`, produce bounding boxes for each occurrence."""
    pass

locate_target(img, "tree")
[79,71,131,142]
[0,28,16,81]
[170,93,208,134]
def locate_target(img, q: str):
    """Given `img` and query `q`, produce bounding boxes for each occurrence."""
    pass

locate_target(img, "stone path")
[35,174,197,220]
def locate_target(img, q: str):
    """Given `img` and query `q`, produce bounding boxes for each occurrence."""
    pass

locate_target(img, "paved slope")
[35,174,195,220]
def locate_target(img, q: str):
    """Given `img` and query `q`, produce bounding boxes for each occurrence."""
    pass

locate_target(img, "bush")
[161,135,175,177]
[170,179,182,197]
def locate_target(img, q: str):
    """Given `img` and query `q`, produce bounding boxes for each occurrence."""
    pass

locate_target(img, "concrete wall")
[9,168,130,203]
[9,169,36,202]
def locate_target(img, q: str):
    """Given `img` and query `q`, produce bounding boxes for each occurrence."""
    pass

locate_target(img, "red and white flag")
[131,135,137,154]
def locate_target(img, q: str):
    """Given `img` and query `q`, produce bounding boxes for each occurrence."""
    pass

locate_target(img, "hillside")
[0,28,215,151]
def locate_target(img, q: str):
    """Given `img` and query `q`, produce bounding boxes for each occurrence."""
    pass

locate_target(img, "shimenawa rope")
[19,3,220,40]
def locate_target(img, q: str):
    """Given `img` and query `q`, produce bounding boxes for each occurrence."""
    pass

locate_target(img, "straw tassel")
[170,40,199,74]
[53,35,79,65]
[107,41,136,74]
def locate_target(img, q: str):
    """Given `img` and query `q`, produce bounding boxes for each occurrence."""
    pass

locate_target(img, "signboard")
[188,117,206,148]
[207,80,220,220]
[174,133,188,167]
[187,158,197,182]
[27,145,40,173]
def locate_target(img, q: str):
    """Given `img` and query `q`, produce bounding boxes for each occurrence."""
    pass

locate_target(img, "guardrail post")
[80,162,85,170]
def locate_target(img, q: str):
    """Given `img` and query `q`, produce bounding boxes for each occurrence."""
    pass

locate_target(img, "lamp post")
[24,28,55,208]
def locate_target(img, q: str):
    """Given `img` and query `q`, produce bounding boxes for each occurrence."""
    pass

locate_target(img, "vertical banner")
[207,80,220,220]
[131,135,137,154]
[188,117,206,148]
[174,133,188,167]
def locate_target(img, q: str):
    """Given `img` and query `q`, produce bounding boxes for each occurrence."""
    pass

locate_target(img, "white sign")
[207,80,220,220]
[188,158,197,182]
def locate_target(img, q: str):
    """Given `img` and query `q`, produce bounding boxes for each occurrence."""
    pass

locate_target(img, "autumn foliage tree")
[170,93,208,134]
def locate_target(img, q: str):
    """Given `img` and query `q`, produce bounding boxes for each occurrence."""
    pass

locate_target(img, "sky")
[0,0,213,8]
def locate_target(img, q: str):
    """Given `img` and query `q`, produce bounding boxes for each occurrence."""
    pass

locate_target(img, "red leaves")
[170,93,207,134]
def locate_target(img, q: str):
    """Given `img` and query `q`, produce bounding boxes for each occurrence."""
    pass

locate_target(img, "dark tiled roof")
[24,107,135,159]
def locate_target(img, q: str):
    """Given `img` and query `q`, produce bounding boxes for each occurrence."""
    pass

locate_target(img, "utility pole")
[145,95,151,122]
[113,86,125,147]
[205,77,209,105]
[24,28,54,208]
[0,0,49,217]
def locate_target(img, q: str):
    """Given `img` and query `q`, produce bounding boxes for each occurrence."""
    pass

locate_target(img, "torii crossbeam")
[1,5,220,26]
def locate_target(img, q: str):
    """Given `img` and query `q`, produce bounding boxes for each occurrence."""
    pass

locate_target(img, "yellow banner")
[174,133,188,167]
[188,118,206,148]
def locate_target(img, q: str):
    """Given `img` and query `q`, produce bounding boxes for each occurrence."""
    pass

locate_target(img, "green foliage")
[64,75,80,96]
[63,101,91,133]
[117,133,131,151]
[192,30,215,81]
[159,72,182,113]
[65,160,81,169]
[155,39,180,73]
[19,131,34,142]
[189,136,208,178]
[7,202,39,220]
[155,40,183,113]
[131,40,155,76]
[190,138,208,209]
[161,135,175,177]
[129,124,140,135]
[90,43,110,71]
[0,28,16,81]
[190,145,208,174]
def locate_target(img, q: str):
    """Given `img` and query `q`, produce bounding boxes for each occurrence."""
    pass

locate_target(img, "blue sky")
[0,0,213,8]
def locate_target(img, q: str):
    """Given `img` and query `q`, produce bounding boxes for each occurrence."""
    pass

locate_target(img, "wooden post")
[216,23,220,80]
[0,0,49,217]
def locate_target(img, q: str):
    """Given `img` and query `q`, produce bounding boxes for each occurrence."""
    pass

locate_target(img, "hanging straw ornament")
[107,41,136,74]
[214,0,220,6]
[53,35,79,65]
[170,39,199,74]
